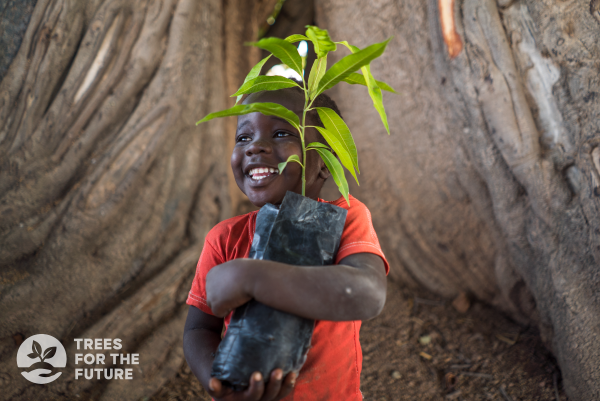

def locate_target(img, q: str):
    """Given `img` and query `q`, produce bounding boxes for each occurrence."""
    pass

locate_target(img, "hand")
[206,259,254,317]
[209,369,297,401]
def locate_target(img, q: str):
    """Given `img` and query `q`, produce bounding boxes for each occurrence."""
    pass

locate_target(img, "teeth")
[249,167,279,177]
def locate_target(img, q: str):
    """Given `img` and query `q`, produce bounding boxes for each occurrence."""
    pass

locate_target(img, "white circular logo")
[17,334,66,384]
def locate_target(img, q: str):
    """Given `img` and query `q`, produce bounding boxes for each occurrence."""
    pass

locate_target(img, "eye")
[236,134,251,143]
[274,130,292,138]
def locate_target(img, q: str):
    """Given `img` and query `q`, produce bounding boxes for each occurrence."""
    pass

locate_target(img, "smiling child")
[184,86,389,401]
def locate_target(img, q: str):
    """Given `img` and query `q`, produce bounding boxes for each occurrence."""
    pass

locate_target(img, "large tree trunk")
[2,0,599,400]
[0,0,276,399]
[317,0,599,399]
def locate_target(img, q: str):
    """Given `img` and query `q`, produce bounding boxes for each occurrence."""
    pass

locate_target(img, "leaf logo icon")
[43,347,57,361]
[26,340,57,362]
[28,340,41,360]
[17,334,67,384]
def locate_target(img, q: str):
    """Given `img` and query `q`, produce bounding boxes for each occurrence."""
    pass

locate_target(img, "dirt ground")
[152,280,567,401]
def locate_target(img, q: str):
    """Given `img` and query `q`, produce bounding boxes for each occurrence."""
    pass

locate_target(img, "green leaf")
[314,148,350,206]
[336,40,360,53]
[314,38,391,98]
[306,141,329,149]
[342,72,397,93]
[314,126,359,184]
[305,25,336,58]
[307,56,327,99]
[232,76,300,97]
[248,37,303,76]
[236,55,272,104]
[197,102,300,129]
[278,154,303,173]
[285,34,309,43]
[335,41,392,134]
[315,107,359,173]
[362,64,390,135]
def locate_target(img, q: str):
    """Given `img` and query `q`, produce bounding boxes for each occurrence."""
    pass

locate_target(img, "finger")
[209,377,224,397]
[277,371,297,399]
[261,369,284,400]
[243,371,265,401]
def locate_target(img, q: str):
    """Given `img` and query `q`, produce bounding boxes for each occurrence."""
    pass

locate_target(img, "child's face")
[231,89,329,207]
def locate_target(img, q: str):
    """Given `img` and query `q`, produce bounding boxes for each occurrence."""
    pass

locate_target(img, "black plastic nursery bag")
[211,191,348,390]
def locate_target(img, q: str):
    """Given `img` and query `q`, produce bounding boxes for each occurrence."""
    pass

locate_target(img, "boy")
[184,87,389,401]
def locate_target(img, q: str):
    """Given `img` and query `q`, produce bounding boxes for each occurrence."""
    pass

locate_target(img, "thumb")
[209,377,223,396]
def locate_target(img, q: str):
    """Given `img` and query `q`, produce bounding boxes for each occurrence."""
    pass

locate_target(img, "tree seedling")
[28,340,57,363]
[197,25,396,205]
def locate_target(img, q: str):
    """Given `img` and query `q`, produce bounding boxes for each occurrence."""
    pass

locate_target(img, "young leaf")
[197,102,300,130]
[27,352,37,359]
[315,107,359,173]
[314,126,359,184]
[232,76,300,97]
[342,72,397,93]
[236,55,272,104]
[314,38,391,98]
[306,141,329,149]
[335,40,361,54]
[248,37,303,76]
[278,154,303,173]
[285,34,309,43]
[363,64,390,135]
[305,26,336,58]
[43,346,57,361]
[307,56,327,99]
[314,148,350,205]
[32,340,42,356]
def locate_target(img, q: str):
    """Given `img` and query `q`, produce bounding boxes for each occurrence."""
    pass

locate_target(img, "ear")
[318,157,331,180]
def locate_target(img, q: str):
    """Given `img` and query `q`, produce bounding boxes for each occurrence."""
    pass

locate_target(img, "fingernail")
[275,370,283,380]
[254,372,262,381]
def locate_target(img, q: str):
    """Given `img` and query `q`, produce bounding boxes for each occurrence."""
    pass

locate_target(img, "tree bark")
[2,0,599,400]
[0,0,276,400]
[317,0,599,399]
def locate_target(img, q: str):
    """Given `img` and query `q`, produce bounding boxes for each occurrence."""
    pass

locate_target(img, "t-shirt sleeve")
[336,201,390,275]
[186,234,224,316]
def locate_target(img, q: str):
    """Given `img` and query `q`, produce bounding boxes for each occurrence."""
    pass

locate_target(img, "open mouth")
[248,167,279,181]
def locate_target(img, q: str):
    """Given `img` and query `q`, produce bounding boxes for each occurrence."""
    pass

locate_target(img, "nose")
[245,138,272,156]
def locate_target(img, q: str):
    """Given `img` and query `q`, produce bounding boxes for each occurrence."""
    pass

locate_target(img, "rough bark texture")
[0,0,276,399]
[1,0,599,400]
[317,0,599,399]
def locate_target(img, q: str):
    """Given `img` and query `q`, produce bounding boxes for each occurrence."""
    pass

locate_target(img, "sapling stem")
[301,72,309,196]
[300,86,323,197]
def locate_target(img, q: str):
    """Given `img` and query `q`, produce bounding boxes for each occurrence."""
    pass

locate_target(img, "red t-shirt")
[187,195,389,400]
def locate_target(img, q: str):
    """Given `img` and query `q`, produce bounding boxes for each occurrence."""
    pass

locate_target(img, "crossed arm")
[183,252,386,401]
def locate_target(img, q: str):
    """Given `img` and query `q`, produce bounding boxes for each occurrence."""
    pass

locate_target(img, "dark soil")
[152,280,568,401]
